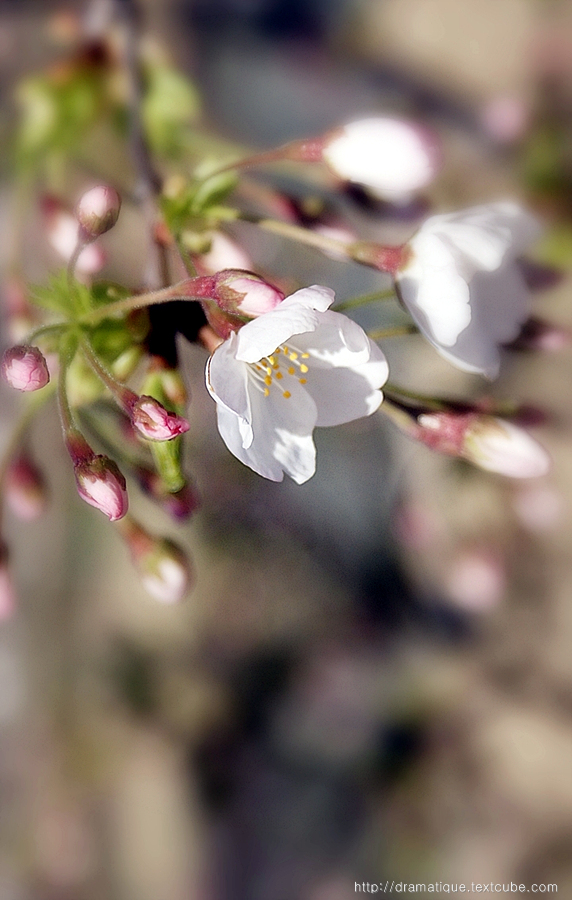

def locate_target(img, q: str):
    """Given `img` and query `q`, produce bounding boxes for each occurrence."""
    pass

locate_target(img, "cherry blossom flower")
[395,202,541,377]
[206,285,389,483]
[321,117,442,200]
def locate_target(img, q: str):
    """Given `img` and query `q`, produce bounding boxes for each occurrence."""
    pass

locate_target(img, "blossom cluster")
[0,10,562,606]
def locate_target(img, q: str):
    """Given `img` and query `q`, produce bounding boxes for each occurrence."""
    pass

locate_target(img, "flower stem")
[57,340,79,437]
[368,324,418,340]
[383,383,450,412]
[80,337,136,413]
[238,212,353,259]
[79,281,195,326]
[24,322,67,347]
[333,288,397,312]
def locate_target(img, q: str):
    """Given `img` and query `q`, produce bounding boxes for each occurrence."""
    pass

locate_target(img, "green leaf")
[190,171,238,213]
[90,281,131,308]
[142,63,200,158]
[30,270,76,314]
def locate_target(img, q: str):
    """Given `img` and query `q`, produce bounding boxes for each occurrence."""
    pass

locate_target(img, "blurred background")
[1,0,572,897]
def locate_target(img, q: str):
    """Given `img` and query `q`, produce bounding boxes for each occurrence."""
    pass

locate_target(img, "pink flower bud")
[131,396,189,442]
[1,345,50,392]
[74,455,128,521]
[214,270,285,317]
[5,454,47,521]
[139,540,193,604]
[417,411,551,478]
[321,117,442,200]
[120,519,193,603]
[76,185,121,243]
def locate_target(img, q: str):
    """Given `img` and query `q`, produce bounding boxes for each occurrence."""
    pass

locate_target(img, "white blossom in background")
[201,232,252,273]
[322,117,442,200]
[446,548,506,611]
[49,208,105,274]
[206,285,389,483]
[396,202,542,377]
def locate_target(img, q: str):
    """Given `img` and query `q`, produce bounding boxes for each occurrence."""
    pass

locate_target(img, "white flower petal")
[399,236,472,347]
[425,202,541,271]
[235,286,335,363]
[216,376,318,483]
[398,202,540,375]
[435,262,531,377]
[292,313,389,426]
[206,335,253,446]
[322,117,441,199]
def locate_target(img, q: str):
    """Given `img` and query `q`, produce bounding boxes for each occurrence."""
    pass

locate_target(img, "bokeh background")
[1,0,572,898]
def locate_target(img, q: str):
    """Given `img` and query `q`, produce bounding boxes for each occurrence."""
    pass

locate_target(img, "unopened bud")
[462,416,551,478]
[73,453,128,521]
[213,270,285,318]
[2,345,50,392]
[120,519,193,603]
[6,454,47,521]
[193,270,285,339]
[76,185,121,243]
[383,399,550,478]
[131,396,189,442]
[320,117,442,200]
[417,411,551,478]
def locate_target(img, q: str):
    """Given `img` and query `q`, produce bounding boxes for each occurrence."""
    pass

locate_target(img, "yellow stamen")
[275,372,283,380]
[300,364,308,374]
[283,390,291,399]
[264,375,272,386]
[289,352,298,361]
[301,353,310,359]
[299,378,307,384]
[288,367,295,375]
[264,387,270,396]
